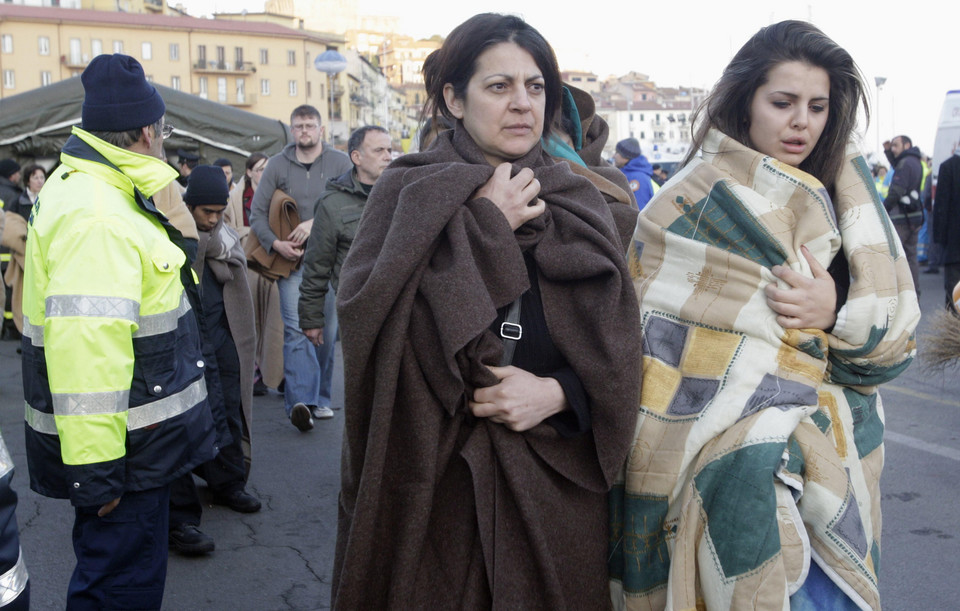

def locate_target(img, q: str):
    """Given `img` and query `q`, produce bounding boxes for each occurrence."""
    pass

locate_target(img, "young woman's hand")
[470,365,566,431]
[473,163,545,231]
[765,245,837,330]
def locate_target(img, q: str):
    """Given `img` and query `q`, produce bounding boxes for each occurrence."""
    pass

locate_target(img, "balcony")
[230,93,257,107]
[144,0,163,11]
[61,54,89,70]
[192,61,256,75]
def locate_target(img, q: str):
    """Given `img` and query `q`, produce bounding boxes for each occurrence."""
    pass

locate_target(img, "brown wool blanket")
[196,219,257,472]
[332,124,642,609]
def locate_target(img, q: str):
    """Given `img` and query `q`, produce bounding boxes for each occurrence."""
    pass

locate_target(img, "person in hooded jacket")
[612,137,656,210]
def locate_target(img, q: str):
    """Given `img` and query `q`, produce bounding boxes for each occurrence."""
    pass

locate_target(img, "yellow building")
[0,4,345,124]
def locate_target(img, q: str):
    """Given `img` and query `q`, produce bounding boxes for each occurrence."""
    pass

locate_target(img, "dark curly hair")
[422,13,562,144]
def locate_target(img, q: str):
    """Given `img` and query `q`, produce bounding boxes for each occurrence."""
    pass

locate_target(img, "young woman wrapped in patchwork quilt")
[609,21,920,611]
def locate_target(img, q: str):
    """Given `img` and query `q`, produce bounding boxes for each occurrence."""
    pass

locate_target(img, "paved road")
[2,269,958,610]
[2,342,345,610]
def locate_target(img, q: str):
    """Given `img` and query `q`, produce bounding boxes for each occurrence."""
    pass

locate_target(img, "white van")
[931,90,960,182]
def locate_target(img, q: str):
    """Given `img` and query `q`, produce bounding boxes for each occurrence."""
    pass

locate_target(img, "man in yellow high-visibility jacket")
[21,54,216,609]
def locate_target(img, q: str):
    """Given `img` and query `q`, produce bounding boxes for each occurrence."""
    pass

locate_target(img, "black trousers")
[170,335,247,527]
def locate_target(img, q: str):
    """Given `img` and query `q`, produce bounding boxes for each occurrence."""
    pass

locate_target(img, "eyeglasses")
[160,123,175,138]
[292,123,319,132]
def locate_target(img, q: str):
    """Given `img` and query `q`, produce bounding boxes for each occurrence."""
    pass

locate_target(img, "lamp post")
[875,76,887,160]
[315,50,348,140]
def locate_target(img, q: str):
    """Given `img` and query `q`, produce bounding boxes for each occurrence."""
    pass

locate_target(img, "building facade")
[0,5,344,128]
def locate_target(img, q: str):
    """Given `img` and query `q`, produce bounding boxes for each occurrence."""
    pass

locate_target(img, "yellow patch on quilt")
[778,329,827,384]
[819,392,848,460]
[641,356,682,413]
[680,327,741,377]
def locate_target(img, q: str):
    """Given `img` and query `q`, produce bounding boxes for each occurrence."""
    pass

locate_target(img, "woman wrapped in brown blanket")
[331,13,641,610]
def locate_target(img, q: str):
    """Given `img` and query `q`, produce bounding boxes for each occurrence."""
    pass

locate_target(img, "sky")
[180,0,959,159]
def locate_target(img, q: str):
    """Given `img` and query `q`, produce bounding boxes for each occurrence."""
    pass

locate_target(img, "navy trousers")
[67,486,170,611]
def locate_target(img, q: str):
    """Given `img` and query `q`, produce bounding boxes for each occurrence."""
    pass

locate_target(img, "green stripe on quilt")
[694,441,786,577]
[667,181,787,268]
[843,387,884,459]
[609,485,671,594]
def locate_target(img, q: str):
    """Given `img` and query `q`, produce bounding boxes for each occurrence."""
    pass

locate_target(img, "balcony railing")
[230,93,256,107]
[192,61,256,75]
[144,0,163,11]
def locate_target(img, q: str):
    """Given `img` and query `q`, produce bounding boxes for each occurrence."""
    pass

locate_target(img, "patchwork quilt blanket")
[610,130,920,610]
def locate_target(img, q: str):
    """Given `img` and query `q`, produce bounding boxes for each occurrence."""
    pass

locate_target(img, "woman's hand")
[473,163,545,231]
[470,365,567,432]
[765,245,837,330]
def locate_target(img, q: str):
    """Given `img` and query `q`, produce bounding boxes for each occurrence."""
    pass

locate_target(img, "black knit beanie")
[183,165,230,206]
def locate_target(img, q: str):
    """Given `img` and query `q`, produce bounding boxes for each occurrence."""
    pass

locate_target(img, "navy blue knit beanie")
[81,54,166,132]
[183,165,230,207]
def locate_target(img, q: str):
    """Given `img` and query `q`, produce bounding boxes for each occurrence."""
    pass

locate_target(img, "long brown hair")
[685,20,868,190]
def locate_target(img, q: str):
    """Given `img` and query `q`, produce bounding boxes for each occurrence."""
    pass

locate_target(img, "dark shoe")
[309,405,334,420]
[169,524,215,556]
[213,489,262,513]
[290,402,314,432]
[253,378,268,396]
[923,266,940,274]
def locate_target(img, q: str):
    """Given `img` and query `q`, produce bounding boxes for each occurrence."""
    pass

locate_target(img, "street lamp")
[875,76,887,160]
[315,50,348,139]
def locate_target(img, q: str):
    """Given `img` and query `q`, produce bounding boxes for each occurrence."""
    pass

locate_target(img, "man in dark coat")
[883,135,925,293]
[299,125,391,346]
[0,160,21,210]
[934,150,960,307]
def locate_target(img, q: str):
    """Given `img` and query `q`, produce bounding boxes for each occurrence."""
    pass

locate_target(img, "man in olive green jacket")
[299,126,392,351]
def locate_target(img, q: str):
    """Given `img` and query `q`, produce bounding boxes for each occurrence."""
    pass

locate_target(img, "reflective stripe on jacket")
[22,127,216,507]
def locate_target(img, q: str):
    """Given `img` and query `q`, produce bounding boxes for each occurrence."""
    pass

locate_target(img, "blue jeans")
[277,267,338,415]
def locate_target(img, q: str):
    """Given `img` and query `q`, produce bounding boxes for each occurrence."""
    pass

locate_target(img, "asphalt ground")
[2,266,958,610]
[2,342,344,610]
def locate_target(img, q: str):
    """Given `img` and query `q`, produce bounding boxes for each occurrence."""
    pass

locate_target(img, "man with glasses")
[249,105,351,431]
[21,54,216,608]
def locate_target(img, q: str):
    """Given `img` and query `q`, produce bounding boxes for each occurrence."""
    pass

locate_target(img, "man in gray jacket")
[299,126,392,349]
[249,105,351,431]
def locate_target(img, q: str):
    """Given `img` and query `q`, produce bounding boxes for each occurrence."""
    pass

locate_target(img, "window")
[38,36,50,56]
[234,46,243,67]
[41,71,52,87]
[629,113,634,121]
[198,76,208,99]
[169,43,179,61]
[216,46,225,67]
[113,40,124,54]
[259,48,268,64]
[287,50,296,66]
[217,77,227,102]
[306,81,311,98]
[1,35,12,54]
[69,38,82,65]
[305,51,310,67]
[141,42,152,61]
[91,39,103,57]
[236,78,245,103]
[260,79,270,96]
[2,70,14,90]
[288,80,297,97]
[198,45,207,63]
[171,75,181,90]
